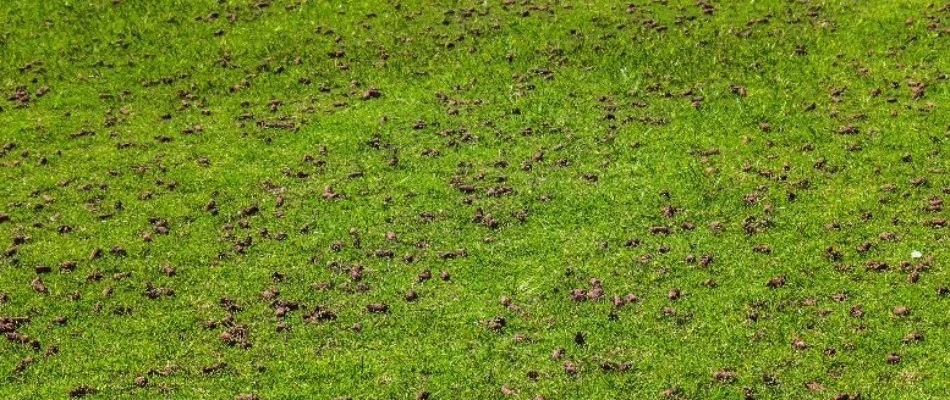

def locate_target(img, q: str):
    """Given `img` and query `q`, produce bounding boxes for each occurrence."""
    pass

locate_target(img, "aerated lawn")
[1,0,948,399]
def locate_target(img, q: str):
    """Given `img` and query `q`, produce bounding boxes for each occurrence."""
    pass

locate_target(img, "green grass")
[1,0,948,398]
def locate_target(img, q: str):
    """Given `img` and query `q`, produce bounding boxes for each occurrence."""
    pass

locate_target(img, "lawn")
[1,0,948,399]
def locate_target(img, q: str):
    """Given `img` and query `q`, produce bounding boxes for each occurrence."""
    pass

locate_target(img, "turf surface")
[1,0,949,399]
